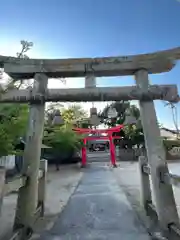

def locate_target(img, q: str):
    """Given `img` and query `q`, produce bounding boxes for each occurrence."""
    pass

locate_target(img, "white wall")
[0,155,15,169]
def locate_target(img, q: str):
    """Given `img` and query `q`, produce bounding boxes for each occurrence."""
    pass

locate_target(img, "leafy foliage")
[43,125,84,152]
[122,124,144,147]
[98,101,130,127]
[62,104,88,124]
[99,101,145,147]
[0,40,32,157]
[79,120,91,129]
[0,104,29,157]
[43,104,88,154]
[0,41,88,158]
[163,139,180,151]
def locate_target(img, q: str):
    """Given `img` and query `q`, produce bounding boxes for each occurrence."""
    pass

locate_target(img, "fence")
[0,159,47,240]
[139,156,180,239]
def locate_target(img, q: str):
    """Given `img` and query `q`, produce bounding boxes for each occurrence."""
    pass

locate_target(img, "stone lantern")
[107,107,118,119]
[52,109,64,125]
[89,107,101,126]
[123,108,137,125]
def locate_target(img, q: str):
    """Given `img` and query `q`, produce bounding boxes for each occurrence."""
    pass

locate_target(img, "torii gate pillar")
[14,73,48,238]
[135,69,179,233]
[109,134,117,168]
[81,138,87,168]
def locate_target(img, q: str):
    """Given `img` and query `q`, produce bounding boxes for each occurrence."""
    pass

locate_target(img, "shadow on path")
[37,164,150,240]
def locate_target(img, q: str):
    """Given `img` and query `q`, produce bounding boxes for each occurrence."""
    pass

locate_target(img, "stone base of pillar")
[112,164,118,168]
[80,164,86,168]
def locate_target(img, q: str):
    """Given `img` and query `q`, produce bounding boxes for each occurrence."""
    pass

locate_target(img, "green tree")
[99,101,145,147]
[79,120,91,129]
[43,125,84,152]
[43,103,87,155]
[0,40,33,157]
[0,104,29,156]
[62,104,88,124]
[123,123,144,148]
[98,101,130,127]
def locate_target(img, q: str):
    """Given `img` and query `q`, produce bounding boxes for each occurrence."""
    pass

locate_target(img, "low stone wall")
[166,148,180,161]
[118,149,146,161]
[118,148,180,161]
[0,156,15,169]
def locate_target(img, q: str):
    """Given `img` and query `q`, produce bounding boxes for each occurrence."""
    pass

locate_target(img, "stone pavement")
[37,164,150,240]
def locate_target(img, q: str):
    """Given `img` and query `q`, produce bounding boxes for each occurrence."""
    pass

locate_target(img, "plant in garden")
[0,104,29,157]
[0,40,32,157]
[43,103,88,159]
[98,101,130,127]
[99,100,145,147]
[43,124,84,152]
[61,104,88,124]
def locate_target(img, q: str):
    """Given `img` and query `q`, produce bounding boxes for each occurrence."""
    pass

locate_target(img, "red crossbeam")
[73,125,123,134]
[86,136,121,140]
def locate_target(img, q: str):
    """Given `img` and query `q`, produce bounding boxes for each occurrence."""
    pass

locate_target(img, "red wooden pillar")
[81,138,87,167]
[109,134,117,167]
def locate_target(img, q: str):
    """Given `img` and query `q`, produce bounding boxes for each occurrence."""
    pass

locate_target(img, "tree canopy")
[43,104,87,152]
[43,125,84,152]
[61,104,88,124]
[98,100,144,147]
[0,40,33,157]
[99,101,126,125]
[0,104,29,157]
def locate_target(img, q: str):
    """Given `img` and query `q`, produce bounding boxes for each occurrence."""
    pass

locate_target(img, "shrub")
[43,125,84,152]
[163,139,180,151]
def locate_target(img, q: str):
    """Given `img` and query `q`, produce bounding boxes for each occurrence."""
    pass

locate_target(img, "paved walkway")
[38,165,150,240]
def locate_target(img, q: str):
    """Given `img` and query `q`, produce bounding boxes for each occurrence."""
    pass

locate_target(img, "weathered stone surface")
[0,84,178,103]
[0,47,180,78]
[135,70,179,230]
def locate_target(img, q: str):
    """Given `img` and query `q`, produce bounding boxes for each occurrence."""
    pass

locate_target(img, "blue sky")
[1,0,180,128]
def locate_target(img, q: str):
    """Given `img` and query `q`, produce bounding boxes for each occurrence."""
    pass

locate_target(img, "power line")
[164,101,179,137]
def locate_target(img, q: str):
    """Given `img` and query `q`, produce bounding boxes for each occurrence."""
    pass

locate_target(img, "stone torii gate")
[0,47,180,238]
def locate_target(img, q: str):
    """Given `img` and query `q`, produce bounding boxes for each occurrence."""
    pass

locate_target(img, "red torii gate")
[73,125,123,167]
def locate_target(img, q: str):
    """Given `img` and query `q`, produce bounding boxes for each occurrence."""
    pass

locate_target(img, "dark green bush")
[163,139,180,151]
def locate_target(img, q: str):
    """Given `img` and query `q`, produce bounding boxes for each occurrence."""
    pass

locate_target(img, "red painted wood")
[73,125,123,166]
[72,125,123,134]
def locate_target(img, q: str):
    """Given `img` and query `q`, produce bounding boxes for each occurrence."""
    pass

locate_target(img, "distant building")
[160,127,179,140]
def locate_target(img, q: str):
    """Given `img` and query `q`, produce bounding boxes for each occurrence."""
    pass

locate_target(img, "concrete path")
[37,165,150,240]
[0,165,82,239]
[113,161,180,218]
